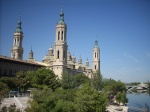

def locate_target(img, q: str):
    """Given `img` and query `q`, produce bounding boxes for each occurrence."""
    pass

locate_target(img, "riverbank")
[106,105,128,112]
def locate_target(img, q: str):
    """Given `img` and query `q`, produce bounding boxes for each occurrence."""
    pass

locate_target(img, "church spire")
[58,6,65,24]
[28,47,34,62]
[94,40,99,48]
[15,14,22,33]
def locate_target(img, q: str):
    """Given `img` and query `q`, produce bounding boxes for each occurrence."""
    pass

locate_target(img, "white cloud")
[123,52,138,63]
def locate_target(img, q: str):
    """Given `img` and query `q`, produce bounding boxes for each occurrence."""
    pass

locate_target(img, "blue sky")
[0,0,150,83]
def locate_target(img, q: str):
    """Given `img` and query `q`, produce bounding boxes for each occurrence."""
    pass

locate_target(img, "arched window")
[63,51,65,59]
[95,65,96,70]
[57,50,59,59]
[58,31,60,40]
[61,31,63,40]
[95,52,96,58]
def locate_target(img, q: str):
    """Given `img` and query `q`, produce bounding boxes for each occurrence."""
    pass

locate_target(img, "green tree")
[0,82,9,103]
[116,92,122,105]
[15,71,30,92]
[74,73,91,88]
[74,84,108,112]
[121,91,128,105]
[26,88,76,112]
[92,71,103,91]
[0,77,16,90]
[61,70,75,89]
[32,68,60,90]
[116,91,128,105]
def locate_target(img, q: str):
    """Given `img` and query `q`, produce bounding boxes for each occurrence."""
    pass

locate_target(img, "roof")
[0,55,45,67]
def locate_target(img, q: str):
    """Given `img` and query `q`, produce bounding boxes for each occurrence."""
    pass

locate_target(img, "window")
[4,70,7,76]
[95,52,96,58]
[97,53,98,58]
[9,70,12,76]
[95,65,96,70]
[57,50,59,59]
[61,31,63,40]
[63,51,65,60]
[58,31,60,40]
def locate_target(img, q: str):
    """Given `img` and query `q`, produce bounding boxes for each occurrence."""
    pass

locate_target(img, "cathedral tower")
[92,40,100,73]
[28,48,34,62]
[11,16,23,60]
[53,7,68,78]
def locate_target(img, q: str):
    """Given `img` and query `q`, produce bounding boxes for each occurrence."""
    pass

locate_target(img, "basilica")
[2,8,100,79]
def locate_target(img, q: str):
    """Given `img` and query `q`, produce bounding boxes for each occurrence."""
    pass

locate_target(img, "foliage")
[15,71,30,92]
[26,84,108,112]
[0,82,9,103]
[0,77,16,90]
[61,70,91,90]
[0,104,20,112]
[74,73,91,88]
[15,68,60,92]
[91,71,103,91]
[74,84,108,112]
[61,70,75,89]
[103,78,126,95]
[26,87,76,112]
[31,68,60,90]
[116,91,128,105]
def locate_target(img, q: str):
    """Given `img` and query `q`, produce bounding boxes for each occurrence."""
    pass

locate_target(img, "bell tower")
[92,40,100,73]
[11,15,23,60]
[53,7,68,78]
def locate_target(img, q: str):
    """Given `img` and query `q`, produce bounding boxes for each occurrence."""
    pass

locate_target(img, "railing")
[14,95,24,112]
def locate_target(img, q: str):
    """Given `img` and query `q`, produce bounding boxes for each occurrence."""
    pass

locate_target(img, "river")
[127,93,150,112]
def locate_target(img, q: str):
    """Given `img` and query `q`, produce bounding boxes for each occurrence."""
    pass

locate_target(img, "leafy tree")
[0,77,16,90]
[26,88,76,112]
[61,70,75,89]
[15,71,30,92]
[121,91,128,105]
[92,71,103,91]
[74,73,91,88]
[74,84,108,112]
[32,68,60,90]
[103,79,126,95]
[25,100,41,112]
[116,92,122,105]
[0,82,9,103]
[116,91,128,105]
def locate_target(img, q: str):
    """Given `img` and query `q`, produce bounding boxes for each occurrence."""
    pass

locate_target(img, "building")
[0,7,100,78]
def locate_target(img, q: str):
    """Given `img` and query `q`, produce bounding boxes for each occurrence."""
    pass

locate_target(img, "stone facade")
[0,56,44,76]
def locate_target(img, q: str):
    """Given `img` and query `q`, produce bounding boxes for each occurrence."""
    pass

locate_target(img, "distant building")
[0,7,100,78]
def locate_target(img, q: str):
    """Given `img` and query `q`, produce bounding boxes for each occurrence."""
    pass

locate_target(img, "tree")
[26,88,76,112]
[116,91,128,105]
[74,73,91,88]
[74,84,108,112]
[32,68,60,90]
[15,71,30,92]
[92,71,103,91]
[116,92,122,105]
[0,82,9,103]
[61,70,75,89]
[0,77,16,90]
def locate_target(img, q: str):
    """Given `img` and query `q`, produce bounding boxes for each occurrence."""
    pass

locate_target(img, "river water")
[127,93,150,112]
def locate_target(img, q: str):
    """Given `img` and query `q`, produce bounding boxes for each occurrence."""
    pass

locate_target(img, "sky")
[0,0,150,83]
